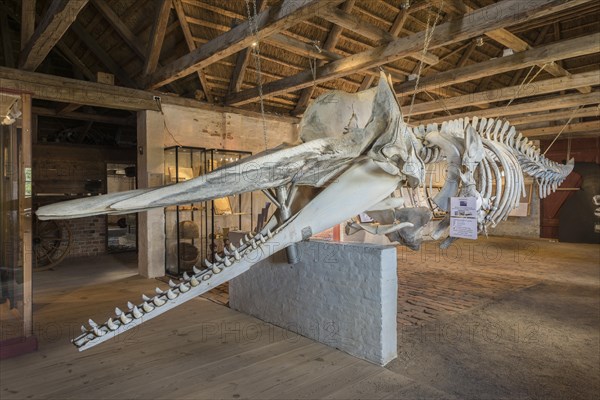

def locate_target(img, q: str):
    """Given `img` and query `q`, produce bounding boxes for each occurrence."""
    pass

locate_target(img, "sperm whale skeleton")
[37,73,573,351]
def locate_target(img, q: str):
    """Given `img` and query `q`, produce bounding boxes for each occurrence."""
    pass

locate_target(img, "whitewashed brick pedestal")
[230,240,398,366]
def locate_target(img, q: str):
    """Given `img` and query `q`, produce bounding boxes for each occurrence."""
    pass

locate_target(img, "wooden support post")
[20,93,33,336]
[137,110,166,278]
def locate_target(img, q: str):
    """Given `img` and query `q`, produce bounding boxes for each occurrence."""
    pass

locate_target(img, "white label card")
[449,197,478,240]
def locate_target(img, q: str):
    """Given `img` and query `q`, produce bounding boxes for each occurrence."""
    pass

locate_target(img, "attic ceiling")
[1,0,599,140]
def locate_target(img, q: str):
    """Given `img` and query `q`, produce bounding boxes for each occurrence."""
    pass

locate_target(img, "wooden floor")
[1,237,598,399]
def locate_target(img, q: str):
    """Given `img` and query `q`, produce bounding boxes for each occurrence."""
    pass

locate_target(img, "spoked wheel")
[32,217,72,271]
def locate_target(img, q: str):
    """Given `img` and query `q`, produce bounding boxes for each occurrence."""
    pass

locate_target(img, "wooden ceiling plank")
[20,0,35,50]
[173,0,213,103]
[417,92,600,124]
[292,0,356,115]
[404,71,599,117]
[508,107,600,126]
[148,0,346,89]
[54,42,96,81]
[394,33,600,97]
[229,0,268,95]
[19,0,89,71]
[521,121,600,138]
[90,0,146,59]
[455,0,592,94]
[143,0,173,77]
[455,41,477,68]
[226,0,594,106]
[69,21,139,88]
[319,5,438,66]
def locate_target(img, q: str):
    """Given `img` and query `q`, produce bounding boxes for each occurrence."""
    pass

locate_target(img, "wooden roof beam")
[292,0,356,115]
[173,0,214,103]
[404,70,599,117]
[394,33,600,97]
[226,0,594,106]
[228,0,268,95]
[149,0,346,89]
[0,66,300,124]
[318,5,439,66]
[90,0,146,59]
[521,121,600,138]
[143,0,172,77]
[20,0,35,50]
[19,0,89,71]
[69,21,139,88]
[416,91,600,124]
[508,106,600,126]
[448,0,592,94]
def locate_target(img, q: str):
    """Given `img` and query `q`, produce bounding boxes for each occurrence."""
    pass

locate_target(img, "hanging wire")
[543,106,581,155]
[245,0,269,151]
[405,0,444,125]
[504,62,549,110]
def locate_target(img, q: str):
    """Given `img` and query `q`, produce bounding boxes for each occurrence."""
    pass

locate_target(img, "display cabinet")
[164,146,206,276]
[164,147,253,277]
[204,149,253,263]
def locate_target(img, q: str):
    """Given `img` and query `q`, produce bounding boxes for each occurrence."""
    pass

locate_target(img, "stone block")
[230,240,398,366]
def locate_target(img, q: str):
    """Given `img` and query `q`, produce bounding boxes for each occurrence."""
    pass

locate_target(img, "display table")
[230,240,398,366]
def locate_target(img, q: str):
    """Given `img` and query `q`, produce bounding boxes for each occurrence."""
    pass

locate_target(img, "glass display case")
[164,147,253,277]
[204,149,253,263]
[164,147,206,276]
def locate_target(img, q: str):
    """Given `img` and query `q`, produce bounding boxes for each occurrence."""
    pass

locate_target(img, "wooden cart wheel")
[32,218,72,271]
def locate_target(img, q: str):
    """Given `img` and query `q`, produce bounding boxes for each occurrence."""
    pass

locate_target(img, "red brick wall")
[65,217,107,258]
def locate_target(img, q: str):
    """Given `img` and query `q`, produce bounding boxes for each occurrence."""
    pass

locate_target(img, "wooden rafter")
[318,5,439,65]
[521,121,600,138]
[404,70,599,117]
[417,92,600,124]
[143,0,172,77]
[173,0,214,102]
[19,0,89,71]
[292,0,356,115]
[508,107,600,126]
[228,0,268,95]
[90,0,146,59]
[55,42,95,81]
[70,21,139,88]
[20,0,35,50]
[226,0,595,106]
[448,0,592,94]
[148,0,346,89]
[394,33,600,96]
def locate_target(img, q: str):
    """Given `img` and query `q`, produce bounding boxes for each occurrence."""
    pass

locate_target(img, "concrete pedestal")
[230,240,398,366]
